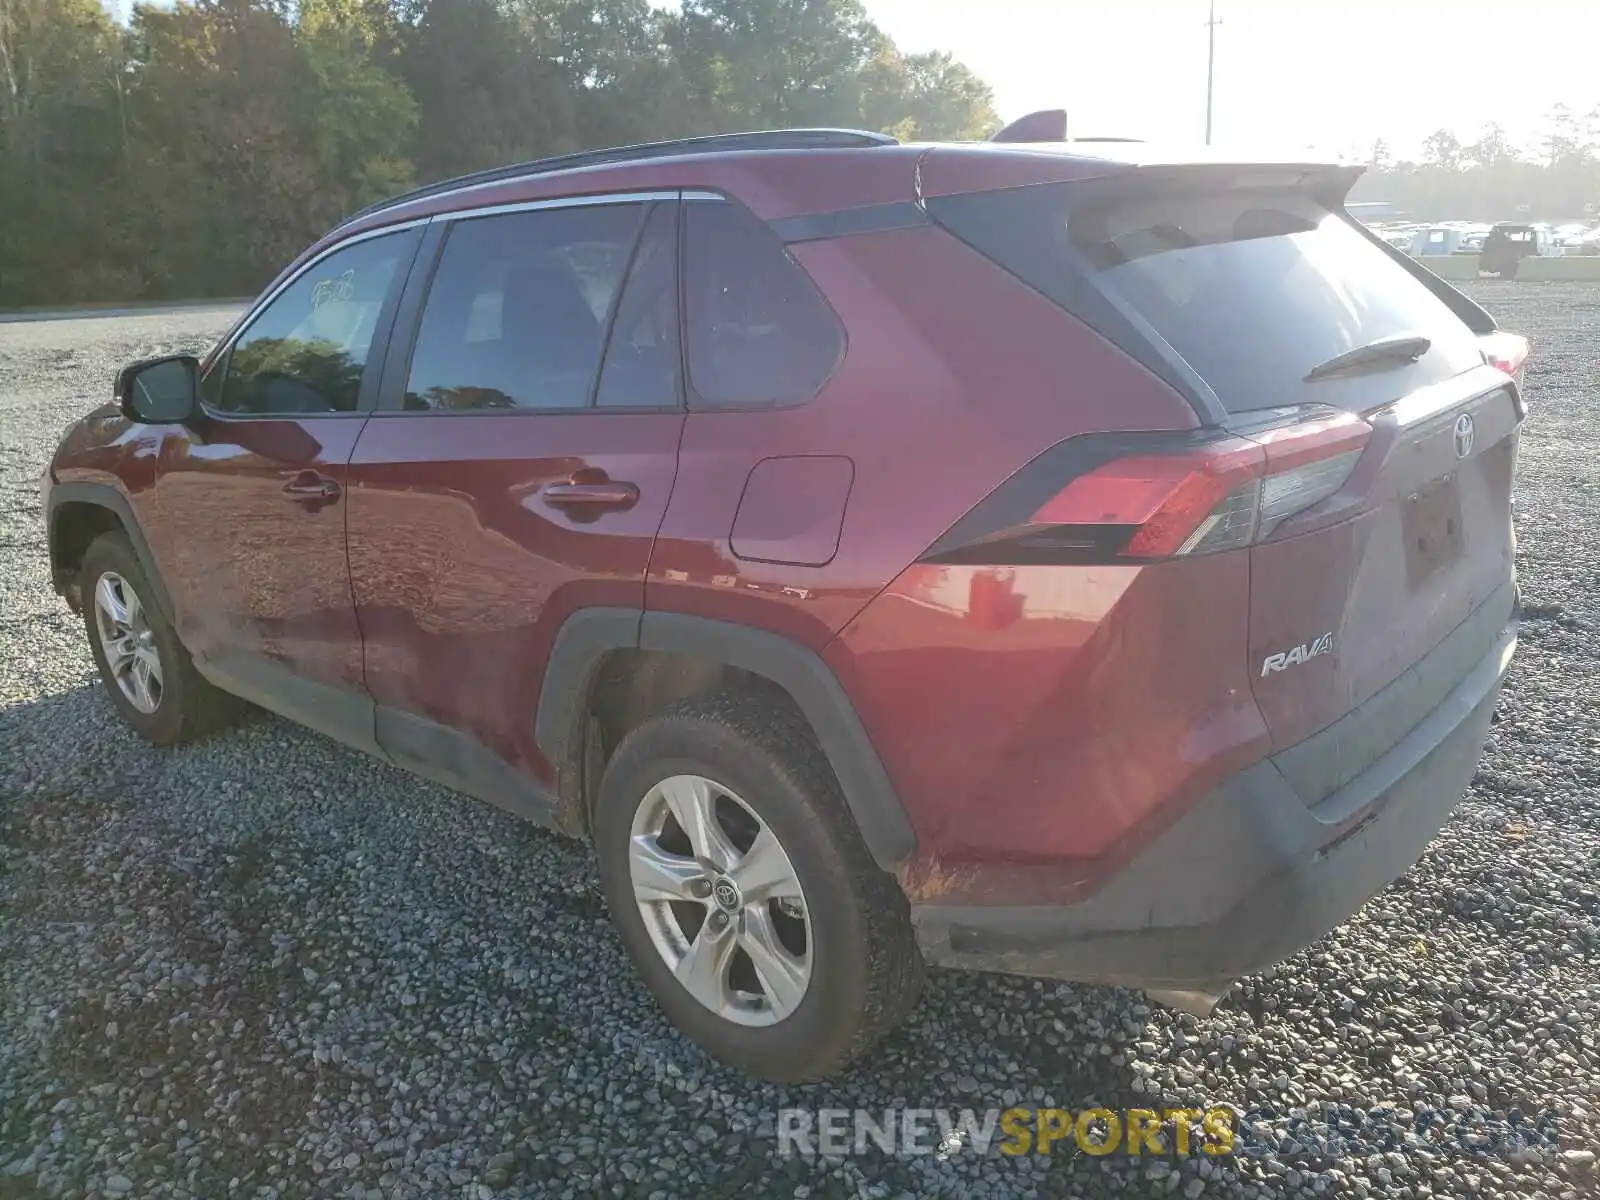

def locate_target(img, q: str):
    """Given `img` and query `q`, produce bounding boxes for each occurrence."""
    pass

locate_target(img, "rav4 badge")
[1260,633,1335,677]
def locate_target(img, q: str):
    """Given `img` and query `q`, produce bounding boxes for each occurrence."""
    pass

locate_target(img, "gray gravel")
[2,289,1599,1199]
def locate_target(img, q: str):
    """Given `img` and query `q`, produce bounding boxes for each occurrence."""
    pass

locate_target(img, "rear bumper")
[911,593,1518,994]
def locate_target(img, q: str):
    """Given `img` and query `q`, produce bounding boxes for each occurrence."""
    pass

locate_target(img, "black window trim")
[590,200,678,409]
[926,177,1235,424]
[371,190,689,418]
[766,199,928,244]
[199,220,428,422]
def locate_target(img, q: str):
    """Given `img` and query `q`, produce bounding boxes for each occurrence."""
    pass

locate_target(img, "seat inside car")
[486,263,603,408]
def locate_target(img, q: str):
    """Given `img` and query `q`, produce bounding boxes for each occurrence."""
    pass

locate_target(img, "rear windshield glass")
[930,182,1485,414]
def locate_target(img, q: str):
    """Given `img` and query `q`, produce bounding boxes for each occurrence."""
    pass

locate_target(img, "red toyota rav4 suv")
[44,124,1526,1081]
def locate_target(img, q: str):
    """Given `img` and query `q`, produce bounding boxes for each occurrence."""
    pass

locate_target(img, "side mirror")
[115,354,199,424]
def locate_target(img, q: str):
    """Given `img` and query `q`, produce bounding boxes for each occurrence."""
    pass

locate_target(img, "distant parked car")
[1569,229,1600,256]
[44,122,1528,1081]
[1407,226,1480,257]
[1480,223,1559,277]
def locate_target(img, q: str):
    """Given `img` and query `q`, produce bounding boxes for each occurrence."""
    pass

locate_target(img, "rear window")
[929,181,1485,414]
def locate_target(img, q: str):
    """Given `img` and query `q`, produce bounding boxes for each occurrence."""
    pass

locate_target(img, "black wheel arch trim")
[536,607,917,869]
[46,482,176,624]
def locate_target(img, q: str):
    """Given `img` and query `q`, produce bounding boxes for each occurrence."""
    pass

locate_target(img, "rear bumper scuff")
[911,588,1517,994]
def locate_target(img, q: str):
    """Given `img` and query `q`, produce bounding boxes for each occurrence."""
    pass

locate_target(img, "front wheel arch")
[48,483,175,624]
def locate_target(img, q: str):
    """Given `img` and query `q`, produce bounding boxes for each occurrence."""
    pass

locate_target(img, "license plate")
[1404,473,1465,587]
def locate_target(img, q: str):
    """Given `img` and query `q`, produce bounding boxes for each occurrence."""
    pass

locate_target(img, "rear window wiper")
[1304,334,1431,382]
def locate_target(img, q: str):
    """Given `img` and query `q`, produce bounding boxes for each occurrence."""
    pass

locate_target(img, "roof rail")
[338,128,896,229]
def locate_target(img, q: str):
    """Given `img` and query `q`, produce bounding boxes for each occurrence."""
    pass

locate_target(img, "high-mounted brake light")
[923,411,1371,566]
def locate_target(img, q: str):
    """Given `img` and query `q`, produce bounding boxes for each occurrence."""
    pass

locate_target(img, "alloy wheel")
[629,774,812,1026]
[93,571,163,714]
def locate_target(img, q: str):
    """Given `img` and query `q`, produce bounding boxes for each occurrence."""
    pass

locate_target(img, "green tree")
[0,0,1005,306]
[1351,110,1600,221]
[124,0,414,296]
[866,48,996,141]
[298,0,417,219]
[673,0,878,130]
[0,0,127,301]
[400,0,576,181]
[1421,129,1460,171]
[1463,122,1518,172]
[514,0,693,148]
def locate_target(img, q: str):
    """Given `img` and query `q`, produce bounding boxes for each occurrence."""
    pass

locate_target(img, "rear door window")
[682,197,843,409]
[404,203,646,411]
[930,181,1485,415]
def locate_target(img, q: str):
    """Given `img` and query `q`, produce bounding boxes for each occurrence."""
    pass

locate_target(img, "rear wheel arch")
[536,608,916,870]
[47,484,174,622]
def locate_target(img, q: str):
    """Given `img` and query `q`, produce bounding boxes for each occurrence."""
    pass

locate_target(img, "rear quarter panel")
[645,223,1200,646]
[828,552,1269,904]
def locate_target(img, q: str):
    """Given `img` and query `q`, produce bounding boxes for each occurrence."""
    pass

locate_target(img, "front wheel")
[593,692,924,1081]
[81,531,241,745]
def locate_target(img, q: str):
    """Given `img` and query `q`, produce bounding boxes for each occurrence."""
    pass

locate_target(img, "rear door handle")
[282,473,341,503]
[541,480,639,509]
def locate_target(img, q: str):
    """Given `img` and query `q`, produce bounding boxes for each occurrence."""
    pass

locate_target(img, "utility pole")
[1205,0,1221,144]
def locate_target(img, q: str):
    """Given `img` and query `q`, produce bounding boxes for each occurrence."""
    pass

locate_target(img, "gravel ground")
[2,288,1598,1200]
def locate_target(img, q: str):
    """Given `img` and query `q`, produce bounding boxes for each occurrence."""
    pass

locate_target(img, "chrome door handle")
[541,480,639,508]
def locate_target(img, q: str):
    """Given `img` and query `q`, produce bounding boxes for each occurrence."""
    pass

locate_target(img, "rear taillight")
[923,411,1370,566]
[1480,331,1529,418]
[1480,330,1530,379]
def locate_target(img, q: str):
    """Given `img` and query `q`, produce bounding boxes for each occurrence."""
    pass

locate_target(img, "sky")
[866,0,1600,158]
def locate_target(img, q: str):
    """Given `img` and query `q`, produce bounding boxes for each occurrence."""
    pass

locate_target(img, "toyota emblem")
[712,877,742,911]
[1453,412,1475,459]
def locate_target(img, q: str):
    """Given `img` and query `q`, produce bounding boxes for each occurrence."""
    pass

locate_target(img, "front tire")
[81,531,240,745]
[594,692,924,1081]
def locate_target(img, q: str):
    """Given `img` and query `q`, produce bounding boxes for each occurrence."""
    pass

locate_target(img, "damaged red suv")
[44,120,1525,1081]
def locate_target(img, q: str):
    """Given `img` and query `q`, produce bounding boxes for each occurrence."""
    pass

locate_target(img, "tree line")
[1349,108,1600,220]
[0,0,998,307]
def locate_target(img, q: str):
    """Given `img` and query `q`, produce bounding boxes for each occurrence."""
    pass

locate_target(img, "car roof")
[337,128,898,228]
[326,142,926,248]
[285,125,1355,292]
[333,128,1349,235]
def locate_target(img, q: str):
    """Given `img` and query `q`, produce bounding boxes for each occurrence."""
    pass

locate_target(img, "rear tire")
[593,691,924,1081]
[81,531,242,746]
